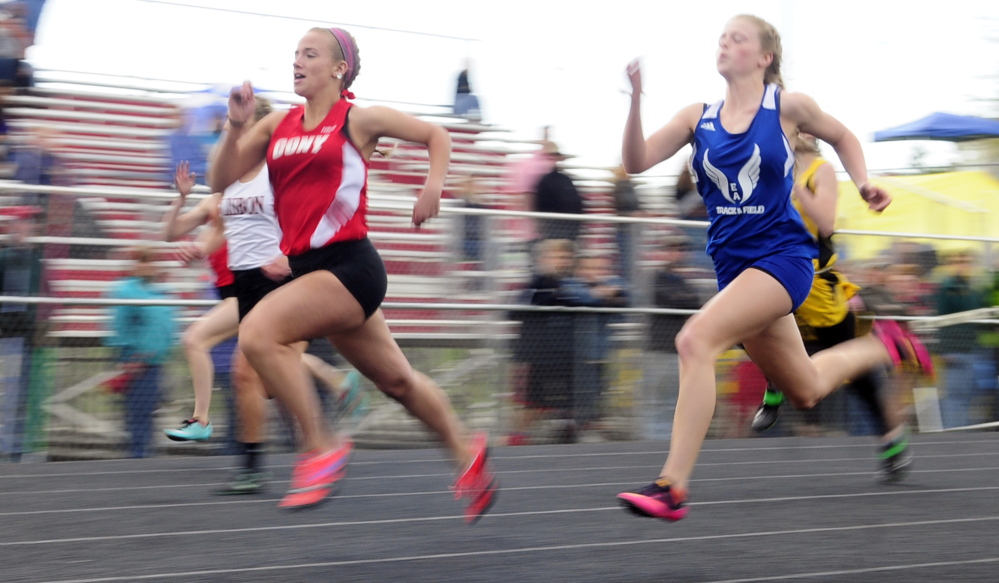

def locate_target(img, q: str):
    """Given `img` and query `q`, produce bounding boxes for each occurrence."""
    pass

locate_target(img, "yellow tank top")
[791,157,860,329]
[792,157,825,247]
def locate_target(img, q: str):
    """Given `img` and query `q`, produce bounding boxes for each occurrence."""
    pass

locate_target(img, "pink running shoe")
[617,478,688,522]
[278,440,353,509]
[452,432,499,524]
[872,320,935,378]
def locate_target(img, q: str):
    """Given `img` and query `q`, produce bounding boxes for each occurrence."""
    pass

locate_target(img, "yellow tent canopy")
[835,171,999,260]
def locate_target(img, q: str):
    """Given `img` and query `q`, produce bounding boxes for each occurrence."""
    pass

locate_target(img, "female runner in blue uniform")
[616,14,932,522]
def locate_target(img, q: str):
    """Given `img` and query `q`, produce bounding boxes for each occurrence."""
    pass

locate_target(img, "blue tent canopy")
[873,112,999,143]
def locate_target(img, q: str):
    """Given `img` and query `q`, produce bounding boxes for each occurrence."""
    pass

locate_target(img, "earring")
[336,73,343,79]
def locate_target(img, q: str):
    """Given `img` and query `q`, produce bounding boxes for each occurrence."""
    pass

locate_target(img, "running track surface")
[2,433,998,583]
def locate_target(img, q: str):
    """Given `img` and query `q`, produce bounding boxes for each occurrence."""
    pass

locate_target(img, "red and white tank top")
[266,99,368,256]
[207,243,234,287]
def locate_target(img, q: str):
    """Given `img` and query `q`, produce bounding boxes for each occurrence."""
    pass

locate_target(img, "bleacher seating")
[2,72,555,346]
[2,70,686,348]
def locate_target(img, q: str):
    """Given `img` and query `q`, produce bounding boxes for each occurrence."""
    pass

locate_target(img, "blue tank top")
[688,84,815,281]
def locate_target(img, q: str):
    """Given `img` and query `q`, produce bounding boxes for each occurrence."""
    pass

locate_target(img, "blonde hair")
[735,14,784,89]
[795,133,820,156]
[308,27,362,90]
[254,96,272,122]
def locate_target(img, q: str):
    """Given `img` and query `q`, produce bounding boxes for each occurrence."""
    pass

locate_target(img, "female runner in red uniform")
[210,27,496,520]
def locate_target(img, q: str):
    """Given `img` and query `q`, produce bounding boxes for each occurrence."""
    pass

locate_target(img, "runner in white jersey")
[220,164,282,274]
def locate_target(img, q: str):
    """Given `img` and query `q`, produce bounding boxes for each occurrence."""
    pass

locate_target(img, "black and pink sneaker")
[617,478,688,522]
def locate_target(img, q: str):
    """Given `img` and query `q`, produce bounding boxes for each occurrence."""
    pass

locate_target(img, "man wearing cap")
[532,141,584,243]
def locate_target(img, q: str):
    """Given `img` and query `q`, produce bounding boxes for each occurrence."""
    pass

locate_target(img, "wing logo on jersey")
[703,145,761,205]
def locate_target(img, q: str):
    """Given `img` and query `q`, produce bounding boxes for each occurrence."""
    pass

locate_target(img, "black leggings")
[803,312,887,435]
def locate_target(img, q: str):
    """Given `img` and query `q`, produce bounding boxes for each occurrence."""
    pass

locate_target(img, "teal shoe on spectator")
[165,418,213,442]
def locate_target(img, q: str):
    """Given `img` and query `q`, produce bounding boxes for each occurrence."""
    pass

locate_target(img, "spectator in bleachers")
[0,10,26,89]
[562,252,630,443]
[672,166,712,271]
[532,141,583,243]
[0,95,10,168]
[105,248,177,458]
[11,125,66,209]
[610,164,642,285]
[854,261,931,318]
[508,238,575,445]
[935,250,995,429]
[453,62,482,120]
[643,235,702,439]
[0,204,46,461]
[455,174,487,265]
[981,260,999,420]
[167,110,208,186]
[886,263,934,317]
[4,1,46,47]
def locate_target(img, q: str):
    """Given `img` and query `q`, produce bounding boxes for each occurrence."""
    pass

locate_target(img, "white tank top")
[220,164,283,271]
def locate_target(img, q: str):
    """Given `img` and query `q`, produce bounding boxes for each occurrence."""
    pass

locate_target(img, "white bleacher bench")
[49,280,209,295]
[87,219,169,232]
[388,161,509,178]
[7,120,172,139]
[28,85,186,107]
[4,134,170,155]
[5,107,177,128]
[367,231,449,244]
[2,95,178,116]
[55,151,170,166]
[68,169,168,182]
[381,275,459,298]
[78,198,174,215]
[75,179,167,190]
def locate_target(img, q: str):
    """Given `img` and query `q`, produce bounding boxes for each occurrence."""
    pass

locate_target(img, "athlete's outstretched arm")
[784,92,890,212]
[198,202,226,258]
[210,82,280,193]
[793,162,838,238]
[621,60,700,174]
[351,105,450,227]
[163,162,219,241]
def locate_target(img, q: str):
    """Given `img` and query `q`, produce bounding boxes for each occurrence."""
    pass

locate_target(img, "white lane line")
[3,482,998,518]
[3,485,998,543]
[701,557,999,583]
[3,463,997,498]
[3,438,996,479]
[29,517,999,583]
[3,450,997,486]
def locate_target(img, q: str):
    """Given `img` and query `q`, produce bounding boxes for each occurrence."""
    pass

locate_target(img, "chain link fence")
[3,180,998,460]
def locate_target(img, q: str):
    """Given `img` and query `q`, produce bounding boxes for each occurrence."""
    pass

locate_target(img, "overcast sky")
[27,0,999,178]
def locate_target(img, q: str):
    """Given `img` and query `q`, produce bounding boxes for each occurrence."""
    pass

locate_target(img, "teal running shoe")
[165,418,213,442]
